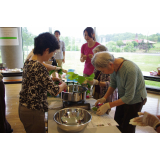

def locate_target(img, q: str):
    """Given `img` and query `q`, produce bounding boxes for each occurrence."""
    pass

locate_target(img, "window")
[0,47,2,63]
[22,27,50,62]
[96,27,160,89]
[51,27,87,76]
[22,27,92,76]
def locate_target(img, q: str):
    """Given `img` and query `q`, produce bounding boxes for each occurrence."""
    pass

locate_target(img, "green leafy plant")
[67,72,95,85]
[85,73,95,81]
[49,67,63,76]
[58,69,63,75]
[67,72,95,94]
[49,70,54,75]
[92,107,98,111]
[76,76,86,84]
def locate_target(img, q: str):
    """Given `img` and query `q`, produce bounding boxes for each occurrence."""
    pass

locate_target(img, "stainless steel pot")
[61,91,86,102]
[61,85,87,102]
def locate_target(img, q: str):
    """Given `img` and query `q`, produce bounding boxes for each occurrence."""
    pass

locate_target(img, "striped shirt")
[110,58,147,104]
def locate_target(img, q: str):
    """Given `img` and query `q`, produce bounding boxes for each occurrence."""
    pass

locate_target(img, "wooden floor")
[4,83,160,133]
[5,84,25,133]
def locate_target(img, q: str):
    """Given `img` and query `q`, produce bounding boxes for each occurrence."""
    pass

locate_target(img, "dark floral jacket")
[19,60,59,112]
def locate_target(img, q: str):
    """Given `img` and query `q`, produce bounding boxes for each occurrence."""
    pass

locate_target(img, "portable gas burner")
[62,100,91,110]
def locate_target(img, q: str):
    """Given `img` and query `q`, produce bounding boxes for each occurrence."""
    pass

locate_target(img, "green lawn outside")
[113,52,160,88]
[150,48,160,51]
[154,42,160,48]
[1,50,160,88]
[63,51,160,88]
[113,53,160,72]
[150,42,160,52]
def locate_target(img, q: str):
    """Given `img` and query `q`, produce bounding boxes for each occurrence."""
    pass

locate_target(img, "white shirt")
[54,40,65,60]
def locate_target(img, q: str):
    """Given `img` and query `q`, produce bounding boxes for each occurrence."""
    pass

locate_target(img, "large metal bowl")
[54,108,92,132]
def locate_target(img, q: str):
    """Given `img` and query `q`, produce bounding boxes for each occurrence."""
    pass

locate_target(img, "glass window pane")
[96,27,160,88]
[22,27,49,62]
[0,47,2,63]
[52,27,89,76]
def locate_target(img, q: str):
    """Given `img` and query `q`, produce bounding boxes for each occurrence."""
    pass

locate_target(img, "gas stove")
[62,100,91,110]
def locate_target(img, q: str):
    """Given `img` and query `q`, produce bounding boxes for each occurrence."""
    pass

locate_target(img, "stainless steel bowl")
[54,108,92,132]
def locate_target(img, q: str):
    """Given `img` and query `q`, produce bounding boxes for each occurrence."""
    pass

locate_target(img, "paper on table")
[87,111,119,128]
[48,100,63,110]
[86,98,97,106]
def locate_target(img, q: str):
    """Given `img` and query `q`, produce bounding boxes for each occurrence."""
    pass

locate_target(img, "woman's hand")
[129,111,160,129]
[88,54,93,59]
[87,79,99,85]
[95,97,106,106]
[62,69,68,73]
[96,103,111,116]
[59,82,67,91]
[55,67,61,71]
[52,77,61,82]
[83,55,87,61]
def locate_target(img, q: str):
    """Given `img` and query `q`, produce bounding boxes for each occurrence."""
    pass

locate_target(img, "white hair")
[92,45,108,54]
[91,51,115,69]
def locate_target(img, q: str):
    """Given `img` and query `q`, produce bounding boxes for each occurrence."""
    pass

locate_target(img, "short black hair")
[83,27,95,40]
[33,32,60,56]
[54,30,60,35]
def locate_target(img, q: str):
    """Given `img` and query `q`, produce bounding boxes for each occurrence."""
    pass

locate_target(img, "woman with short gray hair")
[91,52,147,133]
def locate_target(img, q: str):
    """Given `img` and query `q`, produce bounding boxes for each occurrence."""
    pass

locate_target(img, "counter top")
[1,71,23,77]
[47,97,121,133]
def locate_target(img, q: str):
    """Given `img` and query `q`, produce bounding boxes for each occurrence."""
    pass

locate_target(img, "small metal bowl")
[54,108,92,132]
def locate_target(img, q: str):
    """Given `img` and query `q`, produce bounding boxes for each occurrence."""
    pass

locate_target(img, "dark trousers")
[114,99,146,133]
[0,81,12,133]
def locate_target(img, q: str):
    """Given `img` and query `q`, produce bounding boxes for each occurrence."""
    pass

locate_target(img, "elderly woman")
[19,32,67,133]
[91,51,147,133]
[87,45,117,102]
